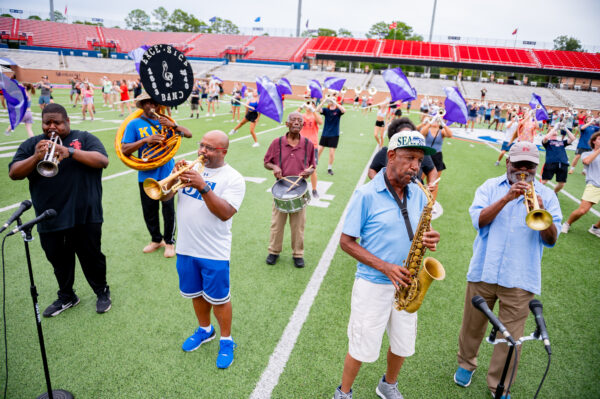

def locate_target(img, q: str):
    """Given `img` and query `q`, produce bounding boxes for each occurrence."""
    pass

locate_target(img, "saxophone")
[394,178,446,313]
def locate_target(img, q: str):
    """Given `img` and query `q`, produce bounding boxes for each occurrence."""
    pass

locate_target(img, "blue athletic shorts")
[176,254,230,304]
[501,141,513,152]
[38,95,51,105]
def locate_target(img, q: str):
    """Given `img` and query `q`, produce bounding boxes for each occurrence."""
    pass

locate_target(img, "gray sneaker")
[333,385,352,399]
[376,375,404,399]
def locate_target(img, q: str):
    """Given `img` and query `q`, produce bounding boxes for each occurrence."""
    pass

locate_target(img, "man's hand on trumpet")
[179,168,206,191]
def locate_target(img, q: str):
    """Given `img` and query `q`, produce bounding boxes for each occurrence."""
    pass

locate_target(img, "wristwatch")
[68,147,75,158]
[199,185,211,195]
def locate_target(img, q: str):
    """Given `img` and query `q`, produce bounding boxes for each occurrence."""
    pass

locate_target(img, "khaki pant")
[268,203,306,258]
[457,282,534,395]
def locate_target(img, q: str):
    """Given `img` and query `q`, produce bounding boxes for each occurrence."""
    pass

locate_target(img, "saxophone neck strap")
[383,171,414,241]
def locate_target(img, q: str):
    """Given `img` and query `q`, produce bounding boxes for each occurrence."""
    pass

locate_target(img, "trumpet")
[368,86,377,96]
[143,155,205,200]
[519,173,553,231]
[37,132,62,177]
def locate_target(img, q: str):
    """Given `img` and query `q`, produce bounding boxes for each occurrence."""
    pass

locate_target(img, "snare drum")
[271,176,311,213]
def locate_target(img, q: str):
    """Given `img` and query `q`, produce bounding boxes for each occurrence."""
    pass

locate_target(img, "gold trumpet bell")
[142,178,164,200]
[526,209,553,231]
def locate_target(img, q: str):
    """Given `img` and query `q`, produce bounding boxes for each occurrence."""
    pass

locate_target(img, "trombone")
[143,155,205,200]
[37,132,62,177]
[519,173,553,231]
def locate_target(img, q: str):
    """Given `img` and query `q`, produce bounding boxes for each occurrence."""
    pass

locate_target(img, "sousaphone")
[115,44,193,170]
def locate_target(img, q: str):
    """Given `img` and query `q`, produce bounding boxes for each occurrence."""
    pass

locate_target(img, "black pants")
[39,223,108,301]
[138,182,175,245]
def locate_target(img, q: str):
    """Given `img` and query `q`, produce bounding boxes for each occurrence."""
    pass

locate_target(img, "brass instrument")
[115,108,182,171]
[341,86,347,94]
[143,155,205,200]
[519,173,553,231]
[37,132,62,177]
[394,178,446,313]
[368,86,377,96]
[355,86,363,94]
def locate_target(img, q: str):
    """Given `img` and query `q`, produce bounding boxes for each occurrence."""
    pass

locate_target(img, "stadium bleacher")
[455,45,537,67]
[533,49,600,72]
[17,18,97,50]
[380,40,453,61]
[185,34,254,58]
[305,37,379,57]
[211,63,290,82]
[245,36,308,62]
[101,28,194,53]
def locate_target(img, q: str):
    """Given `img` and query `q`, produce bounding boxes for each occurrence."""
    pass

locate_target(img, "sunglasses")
[511,161,537,170]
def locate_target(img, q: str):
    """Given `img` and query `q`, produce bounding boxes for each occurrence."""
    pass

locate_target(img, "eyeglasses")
[511,161,537,170]
[198,143,226,152]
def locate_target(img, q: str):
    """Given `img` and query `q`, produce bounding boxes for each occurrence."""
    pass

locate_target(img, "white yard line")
[485,142,599,217]
[0,125,285,214]
[249,146,378,399]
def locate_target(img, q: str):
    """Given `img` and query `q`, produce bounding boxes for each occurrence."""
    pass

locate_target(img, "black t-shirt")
[9,130,107,233]
[369,146,435,177]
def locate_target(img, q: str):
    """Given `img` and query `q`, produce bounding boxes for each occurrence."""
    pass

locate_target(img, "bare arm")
[340,233,410,290]
[121,134,164,157]
[582,147,600,166]
[264,161,283,179]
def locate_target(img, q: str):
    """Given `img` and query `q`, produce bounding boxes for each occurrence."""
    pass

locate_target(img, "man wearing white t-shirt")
[494,116,520,166]
[162,130,245,369]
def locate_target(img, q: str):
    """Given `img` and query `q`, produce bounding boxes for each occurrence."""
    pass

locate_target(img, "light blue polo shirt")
[342,169,428,284]
[467,175,562,295]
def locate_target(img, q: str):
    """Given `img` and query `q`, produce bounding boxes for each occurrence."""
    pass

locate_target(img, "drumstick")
[430,177,442,186]
[280,176,297,185]
[285,176,303,193]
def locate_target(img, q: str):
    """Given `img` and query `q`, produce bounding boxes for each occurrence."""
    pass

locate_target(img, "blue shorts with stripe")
[176,254,230,305]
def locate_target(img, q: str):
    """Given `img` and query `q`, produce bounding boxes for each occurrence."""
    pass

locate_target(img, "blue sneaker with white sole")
[182,326,215,352]
[216,339,237,369]
[454,366,474,387]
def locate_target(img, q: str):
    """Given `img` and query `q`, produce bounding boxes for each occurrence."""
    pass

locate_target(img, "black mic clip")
[487,325,499,344]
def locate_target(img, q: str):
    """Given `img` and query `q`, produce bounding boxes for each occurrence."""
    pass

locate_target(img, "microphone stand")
[16,218,73,399]
[485,329,544,399]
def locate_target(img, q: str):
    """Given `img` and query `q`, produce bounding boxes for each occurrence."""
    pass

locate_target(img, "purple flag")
[277,77,292,96]
[256,76,284,123]
[211,75,223,83]
[308,80,322,99]
[529,93,549,121]
[128,45,150,74]
[382,68,417,102]
[324,76,346,92]
[0,75,28,130]
[443,87,468,125]
[240,84,247,98]
[256,76,267,95]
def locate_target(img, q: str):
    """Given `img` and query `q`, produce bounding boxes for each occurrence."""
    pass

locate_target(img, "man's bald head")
[287,111,302,123]
[204,130,229,150]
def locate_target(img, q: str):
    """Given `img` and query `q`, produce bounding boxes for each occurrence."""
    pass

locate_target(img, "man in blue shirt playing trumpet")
[453,142,561,398]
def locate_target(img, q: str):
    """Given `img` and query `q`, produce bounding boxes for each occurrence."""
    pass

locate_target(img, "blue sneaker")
[182,326,215,352]
[454,367,474,387]
[216,339,237,369]
[490,391,511,399]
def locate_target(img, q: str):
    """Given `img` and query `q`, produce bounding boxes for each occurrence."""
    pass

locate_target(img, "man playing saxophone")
[454,142,561,398]
[333,131,440,399]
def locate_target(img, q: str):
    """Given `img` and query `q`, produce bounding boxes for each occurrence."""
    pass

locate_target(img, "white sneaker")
[206,113,210,116]
[212,113,216,117]
[252,142,260,148]
[494,161,500,166]
[588,226,600,238]
[561,223,570,234]
[229,129,236,136]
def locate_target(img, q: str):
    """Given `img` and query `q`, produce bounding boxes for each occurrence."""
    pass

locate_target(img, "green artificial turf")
[0,90,598,398]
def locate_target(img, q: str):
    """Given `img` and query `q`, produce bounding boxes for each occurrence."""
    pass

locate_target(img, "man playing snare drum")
[264,112,316,268]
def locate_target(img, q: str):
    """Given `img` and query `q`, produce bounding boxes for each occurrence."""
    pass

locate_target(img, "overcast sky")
[7,0,600,47]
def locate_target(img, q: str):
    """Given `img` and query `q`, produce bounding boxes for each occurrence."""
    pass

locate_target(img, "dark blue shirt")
[543,138,569,164]
[578,125,600,150]
[321,107,344,137]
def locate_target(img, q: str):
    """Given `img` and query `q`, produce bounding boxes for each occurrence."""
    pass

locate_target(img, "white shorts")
[347,278,417,363]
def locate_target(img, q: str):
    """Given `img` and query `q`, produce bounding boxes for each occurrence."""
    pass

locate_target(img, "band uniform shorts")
[319,135,340,149]
[582,184,600,204]
[375,120,385,127]
[541,162,568,183]
[500,141,513,152]
[347,278,417,362]
[176,254,231,305]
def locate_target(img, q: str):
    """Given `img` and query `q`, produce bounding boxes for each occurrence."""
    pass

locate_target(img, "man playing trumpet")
[454,142,561,398]
[161,130,246,369]
[9,103,112,316]
[121,92,192,257]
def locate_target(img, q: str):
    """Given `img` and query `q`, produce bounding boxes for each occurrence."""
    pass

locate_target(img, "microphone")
[0,200,32,234]
[529,299,551,355]
[6,209,57,236]
[471,295,516,345]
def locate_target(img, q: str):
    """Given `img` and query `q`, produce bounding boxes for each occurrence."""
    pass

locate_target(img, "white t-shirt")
[175,163,246,260]
[503,121,519,142]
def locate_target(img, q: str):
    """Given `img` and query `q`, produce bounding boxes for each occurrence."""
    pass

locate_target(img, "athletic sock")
[220,335,233,341]
[328,165,332,170]
[199,325,212,333]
